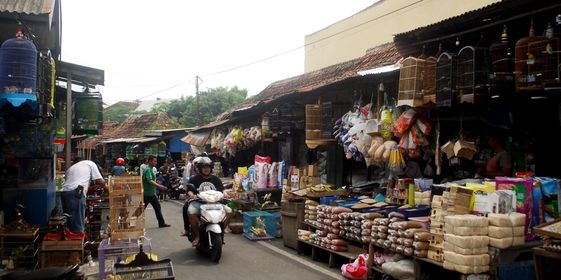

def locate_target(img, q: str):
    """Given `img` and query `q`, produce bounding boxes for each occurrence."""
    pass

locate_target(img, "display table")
[533,247,561,280]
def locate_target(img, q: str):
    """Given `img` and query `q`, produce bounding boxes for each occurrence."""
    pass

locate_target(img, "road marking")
[256,241,342,280]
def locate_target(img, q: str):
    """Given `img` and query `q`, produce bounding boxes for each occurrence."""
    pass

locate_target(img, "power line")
[136,81,188,100]
[203,0,423,77]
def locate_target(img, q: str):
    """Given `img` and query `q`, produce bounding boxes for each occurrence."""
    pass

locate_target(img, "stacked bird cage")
[398,57,425,107]
[423,56,437,104]
[456,46,491,104]
[489,25,515,94]
[436,52,456,107]
[108,176,145,240]
[515,20,549,91]
[305,104,321,140]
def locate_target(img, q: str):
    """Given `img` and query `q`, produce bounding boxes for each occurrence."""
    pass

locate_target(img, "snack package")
[495,177,535,241]
[254,155,271,189]
[537,177,560,222]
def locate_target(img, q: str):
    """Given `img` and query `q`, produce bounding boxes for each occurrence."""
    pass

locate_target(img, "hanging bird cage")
[456,46,491,104]
[398,57,425,107]
[305,104,321,140]
[423,56,437,104]
[73,91,103,135]
[515,20,549,91]
[543,20,561,86]
[489,25,515,93]
[436,52,456,107]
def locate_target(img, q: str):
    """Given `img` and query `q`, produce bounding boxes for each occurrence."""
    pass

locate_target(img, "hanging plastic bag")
[392,109,417,137]
[268,162,279,188]
[380,108,393,139]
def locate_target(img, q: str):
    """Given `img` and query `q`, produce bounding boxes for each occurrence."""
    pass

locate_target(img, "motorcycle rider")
[181,156,231,246]
[112,157,126,176]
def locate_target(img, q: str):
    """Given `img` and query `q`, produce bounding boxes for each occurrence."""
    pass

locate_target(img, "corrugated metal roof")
[216,42,401,122]
[181,131,211,147]
[0,0,54,15]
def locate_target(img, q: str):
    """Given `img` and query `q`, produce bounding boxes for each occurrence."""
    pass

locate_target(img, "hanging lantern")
[73,91,103,135]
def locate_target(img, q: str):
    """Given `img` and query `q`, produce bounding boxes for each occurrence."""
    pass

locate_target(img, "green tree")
[153,86,247,127]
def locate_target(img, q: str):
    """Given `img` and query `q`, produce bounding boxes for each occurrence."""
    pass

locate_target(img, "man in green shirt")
[143,155,171,228]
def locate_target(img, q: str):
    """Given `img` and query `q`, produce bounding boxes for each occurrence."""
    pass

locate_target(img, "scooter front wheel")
[209,232,222,263]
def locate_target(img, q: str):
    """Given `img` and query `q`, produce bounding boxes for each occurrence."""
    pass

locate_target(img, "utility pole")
[195,75,202,126]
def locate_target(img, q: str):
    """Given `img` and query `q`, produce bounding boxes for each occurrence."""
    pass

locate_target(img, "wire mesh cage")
[115,259,175,280]
[515,21,549,91]
[398,57,425,107]
[543,21,561,85]
[489,25,515,93]
[456,46,491,104]
[423,56,437,104]
[436,52,456,107]
[108,176,145,240]
[305,104,321,140]
[98,237,152,280]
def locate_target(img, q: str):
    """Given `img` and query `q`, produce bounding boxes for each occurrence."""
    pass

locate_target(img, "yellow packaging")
[465,182,496,210]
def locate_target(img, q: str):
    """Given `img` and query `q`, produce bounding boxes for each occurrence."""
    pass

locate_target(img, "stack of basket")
[108,175,145,240]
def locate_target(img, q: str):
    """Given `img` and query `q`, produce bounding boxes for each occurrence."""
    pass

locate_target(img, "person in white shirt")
[183,156,194,183]
[139,157,148,176]
[61,159,106,232]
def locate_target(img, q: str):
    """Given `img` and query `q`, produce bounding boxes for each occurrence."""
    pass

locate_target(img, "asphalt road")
[144,199,343,280]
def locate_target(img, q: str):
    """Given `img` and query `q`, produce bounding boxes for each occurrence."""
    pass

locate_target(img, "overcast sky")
[61,0,376,104]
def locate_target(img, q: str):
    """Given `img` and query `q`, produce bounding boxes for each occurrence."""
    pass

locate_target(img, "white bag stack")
[304,200,318,224]
[443,215,490,274]
[487,213,525,249]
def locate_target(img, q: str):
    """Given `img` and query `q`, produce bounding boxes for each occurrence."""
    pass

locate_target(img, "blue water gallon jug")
[0,28,37,94]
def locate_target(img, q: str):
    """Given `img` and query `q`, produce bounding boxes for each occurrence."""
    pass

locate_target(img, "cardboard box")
[309,176,321,186]
[308,164,318,176]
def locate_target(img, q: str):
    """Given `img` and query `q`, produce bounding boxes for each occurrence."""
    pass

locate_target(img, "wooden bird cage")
[456,46,491,104]
[398,57,425,107]
[489,25,515,93]
[436,52,456,107]
[305,104,321,140]
[423,56,437,104]
[108,176,145,240]
[515,21,549,91]
[544,21,561,85]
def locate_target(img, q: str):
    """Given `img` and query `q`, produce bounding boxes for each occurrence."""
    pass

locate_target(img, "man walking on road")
[143,155,171,228]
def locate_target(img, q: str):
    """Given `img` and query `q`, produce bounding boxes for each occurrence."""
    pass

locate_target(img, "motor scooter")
[167,176,185,200]
[185,189,227,263]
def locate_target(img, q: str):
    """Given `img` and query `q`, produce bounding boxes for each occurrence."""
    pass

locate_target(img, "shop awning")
[180,131,211,146]
[357,59,402,76]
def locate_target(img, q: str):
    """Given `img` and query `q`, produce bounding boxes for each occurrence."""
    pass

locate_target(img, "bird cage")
[543,21,561,85]
[515,20,549,91]
[108,176,145,240]
[436,52,456,107]
[489,25,515,93]
[398,57,425,107]
[423,56,437,104]
[305,104,321,140]
[456,46,491,104]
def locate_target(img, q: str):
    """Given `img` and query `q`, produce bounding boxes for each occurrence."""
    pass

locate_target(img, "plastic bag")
[254,155,271,189]
[341,253,369,280]
[392,109,417,137]
[537,177,560,222]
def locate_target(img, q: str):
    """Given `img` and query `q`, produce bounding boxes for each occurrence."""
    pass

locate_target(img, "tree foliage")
[152,86,247,127]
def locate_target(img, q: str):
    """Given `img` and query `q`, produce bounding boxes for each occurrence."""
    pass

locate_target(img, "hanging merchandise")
[391,109,432,158]
[388,146,406,173]
[73,91,103,135]
[379,107,393,139]
[210,130,225,150]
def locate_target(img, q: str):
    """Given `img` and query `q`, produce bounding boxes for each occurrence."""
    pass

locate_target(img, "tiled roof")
[104,113,176,138]
[217,42,400,121]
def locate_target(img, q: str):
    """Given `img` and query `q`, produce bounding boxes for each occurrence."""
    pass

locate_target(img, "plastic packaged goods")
[443,261,490,274]
[495,177,534,241]
[443,242,488,255]
[444,224,488,236]
[414,249,428,258]
[488,226,524,238]
[413,241,430,250]
[394,221,424,230]
[414,231,431,242]
[404,247,414,256]
[489,236,524,249]
[444,234,489,248]
[445,215,489,227]
[381,259,415,280]
[487,213,525,227]
[403,239,413,247]
[444,251,490,266]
